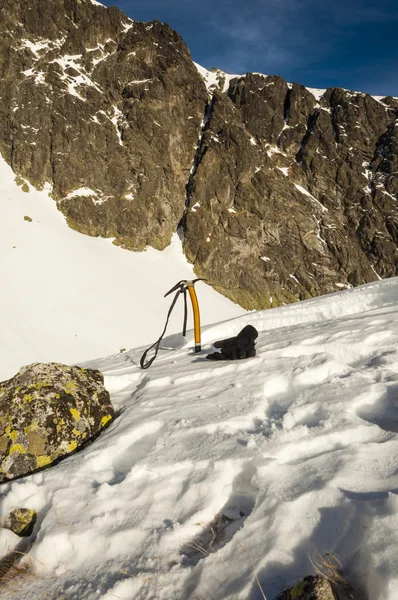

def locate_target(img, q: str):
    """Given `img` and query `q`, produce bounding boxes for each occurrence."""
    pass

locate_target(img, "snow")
[371,265,383,280]
[372,95,398,105]
[307,87,326,100]
[266,145,282,157]
[194,63,220,92]
[221,72,243,92]
[294,183,328,213]
[109,105,126,145]
[128,78,152,85]
[194,63,241,93]
[121,20,134,33]
[20,39,51,56]
[23,68,47,86]
[64,187,97,199]
[1,155,398,599]
[0,154,243,381]
[51,55,104,98]
[277,166,290,176]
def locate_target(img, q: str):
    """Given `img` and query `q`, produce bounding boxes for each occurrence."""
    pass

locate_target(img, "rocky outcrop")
[0,1,398,309]
[183,72,398,308]
[0,0,207,250]
[273,575,335,599]
[0,362,113,482]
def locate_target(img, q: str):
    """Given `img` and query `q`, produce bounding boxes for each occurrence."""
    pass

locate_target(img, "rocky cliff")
[0,0,207,250]
[1,0,398,308]
[183,68,398,308]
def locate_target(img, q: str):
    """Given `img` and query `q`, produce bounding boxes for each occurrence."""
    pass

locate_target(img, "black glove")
[206,325,258,360]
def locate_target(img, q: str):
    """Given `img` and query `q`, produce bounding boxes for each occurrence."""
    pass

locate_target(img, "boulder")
[274,575,335,599]
[0,363,113,482]
[4,508,37,537]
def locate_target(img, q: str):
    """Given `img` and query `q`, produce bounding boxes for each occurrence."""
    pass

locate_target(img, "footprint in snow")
[179,463,258,566]
[356,383,398,433]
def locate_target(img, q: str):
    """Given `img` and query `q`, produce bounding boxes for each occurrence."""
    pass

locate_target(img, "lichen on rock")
[0,362,114,482]
[4,508,37,537]
[274,575,335,599]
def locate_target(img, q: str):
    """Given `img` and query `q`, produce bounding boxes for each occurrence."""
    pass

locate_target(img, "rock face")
[183,72,398,308]
[0,362,113,482]
[0,0,207,250]
[0,1,398,309]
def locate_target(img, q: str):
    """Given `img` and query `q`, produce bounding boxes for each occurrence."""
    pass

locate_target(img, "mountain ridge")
[1,0,397,309]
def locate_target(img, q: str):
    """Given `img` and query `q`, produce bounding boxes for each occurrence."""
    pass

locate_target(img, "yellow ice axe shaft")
[140,278,204,369]
[187,281,201,352]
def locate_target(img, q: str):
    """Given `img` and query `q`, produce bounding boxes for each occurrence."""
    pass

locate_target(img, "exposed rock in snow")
[4,508,37,537]
[0,363,114,482]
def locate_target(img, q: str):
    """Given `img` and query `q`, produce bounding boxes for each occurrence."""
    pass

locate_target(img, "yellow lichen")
[23,394,34,402]
[72,428,82,436]
[67,440,77,452]
[70,408,80,422]
[36,455,52,468]
[24,422,39,433]
[55,418,65,431]
[8,508,36,535]
[65,381,77,394]
[31,382,49,391]
[101,415,112,427]
[9,444,27,455]
[5,427,18,442]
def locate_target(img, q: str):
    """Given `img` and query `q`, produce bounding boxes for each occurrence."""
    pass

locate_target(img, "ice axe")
[140,279,204,369]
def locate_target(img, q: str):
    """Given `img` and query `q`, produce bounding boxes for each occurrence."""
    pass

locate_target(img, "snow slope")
[0,155,244,381]
[1,276,398,599]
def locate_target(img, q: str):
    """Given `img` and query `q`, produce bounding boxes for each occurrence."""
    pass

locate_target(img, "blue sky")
[100,0,398,96]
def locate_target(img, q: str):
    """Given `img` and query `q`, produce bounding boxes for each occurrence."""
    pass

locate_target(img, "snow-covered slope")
[0,155,244,381]
[1,273,398,599]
